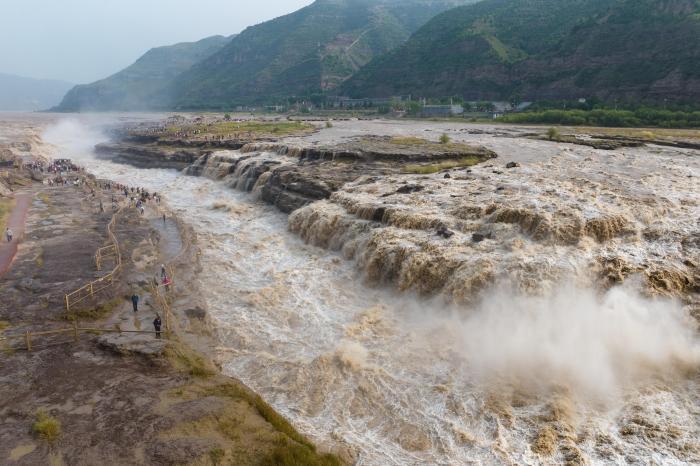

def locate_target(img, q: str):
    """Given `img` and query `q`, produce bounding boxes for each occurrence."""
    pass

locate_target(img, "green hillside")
[168,0,474,109]
[54,35,232,111]
[342,0,700,104]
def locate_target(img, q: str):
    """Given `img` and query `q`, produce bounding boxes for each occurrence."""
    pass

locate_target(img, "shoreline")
[3,113,699,464]
[0,126,347,464]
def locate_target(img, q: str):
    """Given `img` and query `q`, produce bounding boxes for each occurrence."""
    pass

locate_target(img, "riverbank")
[4,113,699,464]
[0,126,344,465]
[86,114,700,464]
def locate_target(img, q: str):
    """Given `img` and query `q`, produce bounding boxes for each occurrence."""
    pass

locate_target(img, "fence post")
[89,283,93,297]
[25,331,32,351]
[65,294,70,312]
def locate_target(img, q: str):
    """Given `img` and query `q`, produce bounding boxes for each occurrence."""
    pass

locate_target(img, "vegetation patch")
[386,136,489,156]
[501,108,700,129]
[403,156,481,174]
[168,382,342,465]
[389,136,429,146]
[570,126,700,140]
[261,435,341,466]
[205,383,314,450]
[165,340,215,378]
[167,121,314,138]
[209,447,225,465]
[32,410,61,443]
[63,297,122,321]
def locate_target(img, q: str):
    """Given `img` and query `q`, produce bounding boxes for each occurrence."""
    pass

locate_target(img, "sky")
[0,0,313,84]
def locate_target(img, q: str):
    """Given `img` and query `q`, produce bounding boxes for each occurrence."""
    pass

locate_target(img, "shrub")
[325,121,333,128]
[209,448,225,465]
[33,410,61,443]
[439,133,451,144]
[547,127,560,140]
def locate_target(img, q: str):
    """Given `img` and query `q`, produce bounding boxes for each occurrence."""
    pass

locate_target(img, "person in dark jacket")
[131,294,139,312]
[153,314,162,338]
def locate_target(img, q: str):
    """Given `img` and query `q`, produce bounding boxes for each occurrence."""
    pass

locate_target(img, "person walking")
[131,293,139,312]
[153,314,162,339]
[5,227,13,243]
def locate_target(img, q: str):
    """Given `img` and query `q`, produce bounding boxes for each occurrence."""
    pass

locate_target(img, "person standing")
[5,228,13,243]
[131,294,139,312]
[153,314,162,339]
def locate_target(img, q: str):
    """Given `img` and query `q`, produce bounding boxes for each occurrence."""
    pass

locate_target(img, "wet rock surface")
[97,333,168,358]
[101,130,498,214]
[15,116,698,465]
[95,142,206,169]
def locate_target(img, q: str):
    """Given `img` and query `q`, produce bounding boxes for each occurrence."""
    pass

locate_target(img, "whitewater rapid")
[42,118,700,465]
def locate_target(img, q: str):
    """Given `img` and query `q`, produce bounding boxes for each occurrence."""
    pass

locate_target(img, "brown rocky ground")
[0,174,343,465]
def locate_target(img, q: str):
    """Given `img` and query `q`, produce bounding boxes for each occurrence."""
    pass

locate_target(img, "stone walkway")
[99,207,183,354]
[0,192,33,278]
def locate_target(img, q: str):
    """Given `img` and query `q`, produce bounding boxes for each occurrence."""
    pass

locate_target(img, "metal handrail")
[65,205,124,311]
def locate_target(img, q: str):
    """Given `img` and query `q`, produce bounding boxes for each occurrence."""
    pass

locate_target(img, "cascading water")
[42,118,700,465]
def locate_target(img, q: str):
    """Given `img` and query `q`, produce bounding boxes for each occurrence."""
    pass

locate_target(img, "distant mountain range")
[343,0,700,104]
[54,0,700,111]
[55,35,233,111]
[0,73,73,111]
[167,0,474,109]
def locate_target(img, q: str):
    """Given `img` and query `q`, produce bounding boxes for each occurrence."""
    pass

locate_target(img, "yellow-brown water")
[33,116,700,464]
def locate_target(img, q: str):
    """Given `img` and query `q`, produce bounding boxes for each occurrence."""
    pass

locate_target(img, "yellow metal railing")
[65,206,123,312]
[0,323,165,352]
[95,244,118,271]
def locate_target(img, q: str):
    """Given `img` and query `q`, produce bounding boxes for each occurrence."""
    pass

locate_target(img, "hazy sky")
[0,0,313,84]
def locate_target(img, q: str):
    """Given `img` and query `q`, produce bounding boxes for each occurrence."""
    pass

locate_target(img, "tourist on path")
[153,314,162,339]
[5,228,12,243]
[131,294,139,312]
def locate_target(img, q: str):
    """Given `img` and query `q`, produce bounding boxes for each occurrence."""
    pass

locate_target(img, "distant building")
[467,101,532,113]
[328,96,404,109]
[421,105,464,117]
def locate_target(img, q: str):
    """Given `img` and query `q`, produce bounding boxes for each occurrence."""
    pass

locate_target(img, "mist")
[446,284,699,400]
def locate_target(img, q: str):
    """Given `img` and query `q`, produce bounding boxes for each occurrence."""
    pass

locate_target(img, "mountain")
[54,35,233,111]
[342,0,700,104]
[168,0,475,109]
[0,73,73,111]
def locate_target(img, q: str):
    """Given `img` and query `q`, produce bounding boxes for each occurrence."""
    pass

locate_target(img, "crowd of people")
[25,158,81,174]
[17,155,173,340]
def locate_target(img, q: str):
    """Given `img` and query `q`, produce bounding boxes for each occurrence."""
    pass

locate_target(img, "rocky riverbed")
[0,114,343,466]
[71,115,700,464]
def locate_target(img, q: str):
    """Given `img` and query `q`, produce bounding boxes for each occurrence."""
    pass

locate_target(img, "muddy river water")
[7,114,698,464]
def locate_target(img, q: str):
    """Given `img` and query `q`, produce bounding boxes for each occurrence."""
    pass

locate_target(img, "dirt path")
[0,192,33,278]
